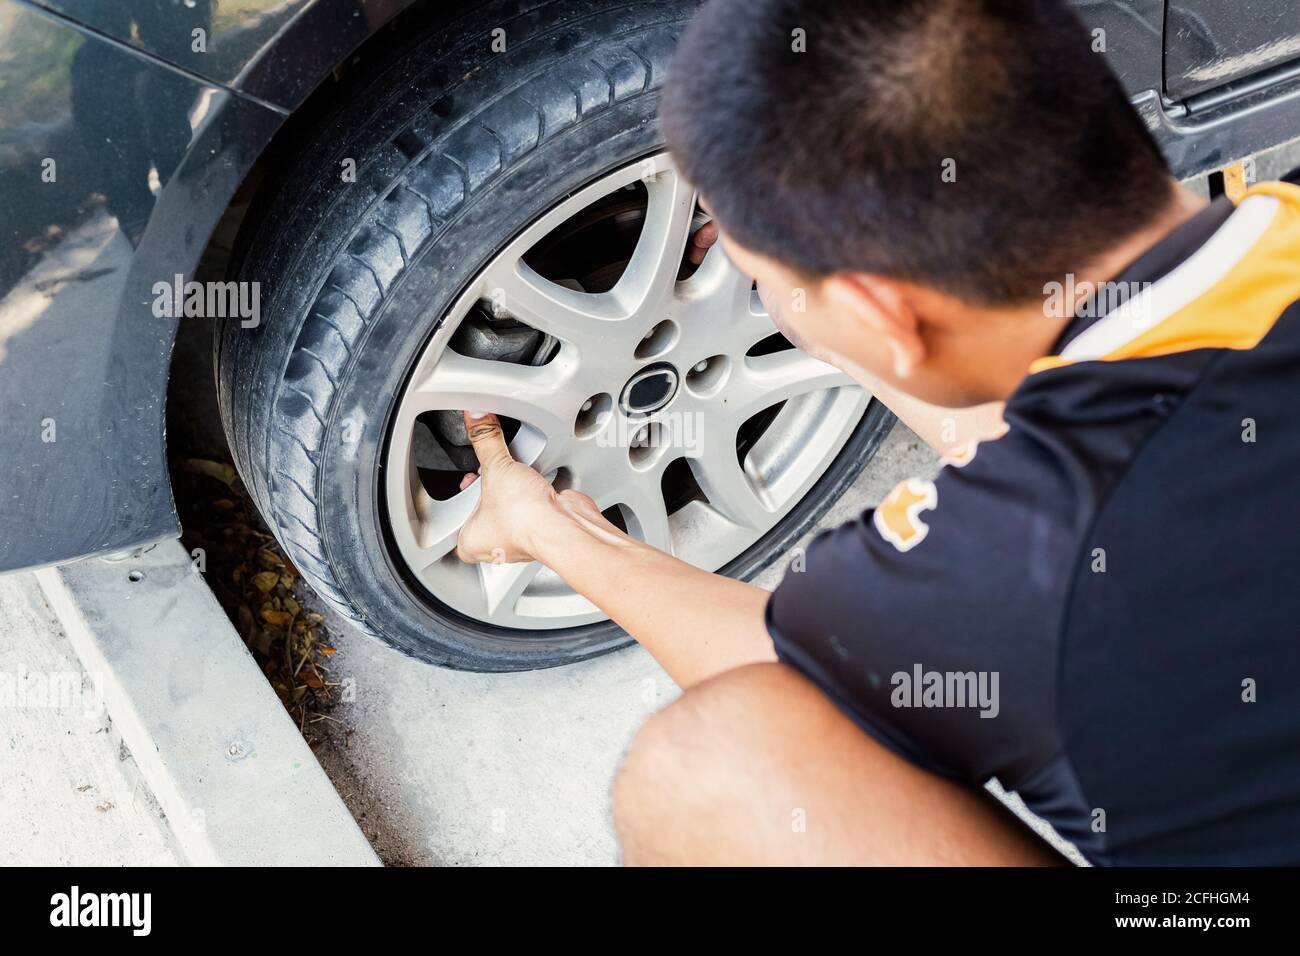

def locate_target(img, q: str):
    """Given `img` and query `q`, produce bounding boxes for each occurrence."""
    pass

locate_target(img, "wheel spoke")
[413,494,474,565]
[564,450,673,552]
[688,425,775,531]
[730,350,856,424]
[741,286,777,347]
[409,349,576,451]
[479,256,630,343]
[618,484,674,554]
[479,560,543,617]
[687,243,775,349]
[612,167,696,316]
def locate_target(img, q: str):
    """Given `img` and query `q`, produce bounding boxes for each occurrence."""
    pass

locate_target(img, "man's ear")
[823,273,926,378]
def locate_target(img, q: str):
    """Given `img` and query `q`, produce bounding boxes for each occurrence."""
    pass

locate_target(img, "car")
[3,0,1298,670]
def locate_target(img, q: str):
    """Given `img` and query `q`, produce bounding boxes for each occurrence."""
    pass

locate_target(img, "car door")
[1166,0,1300,99]
[1069,0,1166,98]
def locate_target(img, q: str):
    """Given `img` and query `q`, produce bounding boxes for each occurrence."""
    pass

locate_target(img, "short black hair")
[661,0,1173,304]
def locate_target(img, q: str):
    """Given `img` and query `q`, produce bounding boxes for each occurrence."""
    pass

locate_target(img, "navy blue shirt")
[767,174,1300,865]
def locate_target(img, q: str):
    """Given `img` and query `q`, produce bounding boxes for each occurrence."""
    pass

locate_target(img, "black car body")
[2,0,1298,573]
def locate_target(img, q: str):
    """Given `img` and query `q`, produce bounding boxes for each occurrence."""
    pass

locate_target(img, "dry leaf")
[258,549,286,570]
[260,608,293,627]
[174,446,343,745]
[181,458,241,490]
[252,571,279,592]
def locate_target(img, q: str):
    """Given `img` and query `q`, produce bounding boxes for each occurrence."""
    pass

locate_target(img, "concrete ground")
[0,573,180,866]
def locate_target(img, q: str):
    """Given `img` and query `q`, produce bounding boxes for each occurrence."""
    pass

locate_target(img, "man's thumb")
[463,411,513,468]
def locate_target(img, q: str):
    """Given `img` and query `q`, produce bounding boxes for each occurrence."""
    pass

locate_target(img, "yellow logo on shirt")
[941,441,978,467]
[874,478,938,552]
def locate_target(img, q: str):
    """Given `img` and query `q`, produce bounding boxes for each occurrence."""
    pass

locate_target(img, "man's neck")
[1068,182,1209,314]
[972,180,1210,398]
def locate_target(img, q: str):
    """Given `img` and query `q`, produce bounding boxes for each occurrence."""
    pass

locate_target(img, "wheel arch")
[163,0,498,521]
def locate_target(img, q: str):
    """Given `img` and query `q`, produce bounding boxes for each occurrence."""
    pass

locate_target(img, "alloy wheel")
[384,153,868,630]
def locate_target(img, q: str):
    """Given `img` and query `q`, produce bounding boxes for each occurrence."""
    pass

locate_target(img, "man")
[456,0,1300,865]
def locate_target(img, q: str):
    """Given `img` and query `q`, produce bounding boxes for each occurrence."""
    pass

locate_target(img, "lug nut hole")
[629,421,667,469]
[685,355,731,397]
[575,393,613,439]
[635,320,679,360]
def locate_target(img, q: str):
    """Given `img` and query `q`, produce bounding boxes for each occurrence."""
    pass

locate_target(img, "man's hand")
[451,411,774,687]
[455,411,561,565]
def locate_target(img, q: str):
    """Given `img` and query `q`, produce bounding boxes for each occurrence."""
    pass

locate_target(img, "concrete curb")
[36,541,380,866]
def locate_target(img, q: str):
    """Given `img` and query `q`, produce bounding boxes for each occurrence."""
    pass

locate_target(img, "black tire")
[216,0,894,671]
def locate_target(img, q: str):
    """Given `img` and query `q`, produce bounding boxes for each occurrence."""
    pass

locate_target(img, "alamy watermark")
[597,411,705,454]
[50,886,151,936]
[891,664,1000,718]
[1044,273,1154,326]
[152,274,260,328]
[0,667,102,716]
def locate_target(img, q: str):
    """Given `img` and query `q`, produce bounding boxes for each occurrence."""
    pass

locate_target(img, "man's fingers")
[459,471,480,491]
[463,411,513,469]
[688,220,720,264]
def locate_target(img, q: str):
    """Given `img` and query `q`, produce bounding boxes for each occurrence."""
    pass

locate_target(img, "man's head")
[661,0,1180,405]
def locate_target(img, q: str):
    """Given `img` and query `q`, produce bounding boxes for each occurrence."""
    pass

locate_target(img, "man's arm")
[858,379,1007,457]
[457,413,775,689]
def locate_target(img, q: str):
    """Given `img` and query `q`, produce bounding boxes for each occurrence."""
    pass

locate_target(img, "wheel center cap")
[620,362,679,416]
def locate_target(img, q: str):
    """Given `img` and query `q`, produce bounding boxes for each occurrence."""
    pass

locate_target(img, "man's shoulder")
[871,424,1101,574]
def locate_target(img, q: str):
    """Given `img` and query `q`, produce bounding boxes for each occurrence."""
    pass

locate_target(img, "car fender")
[0,0,418,571]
